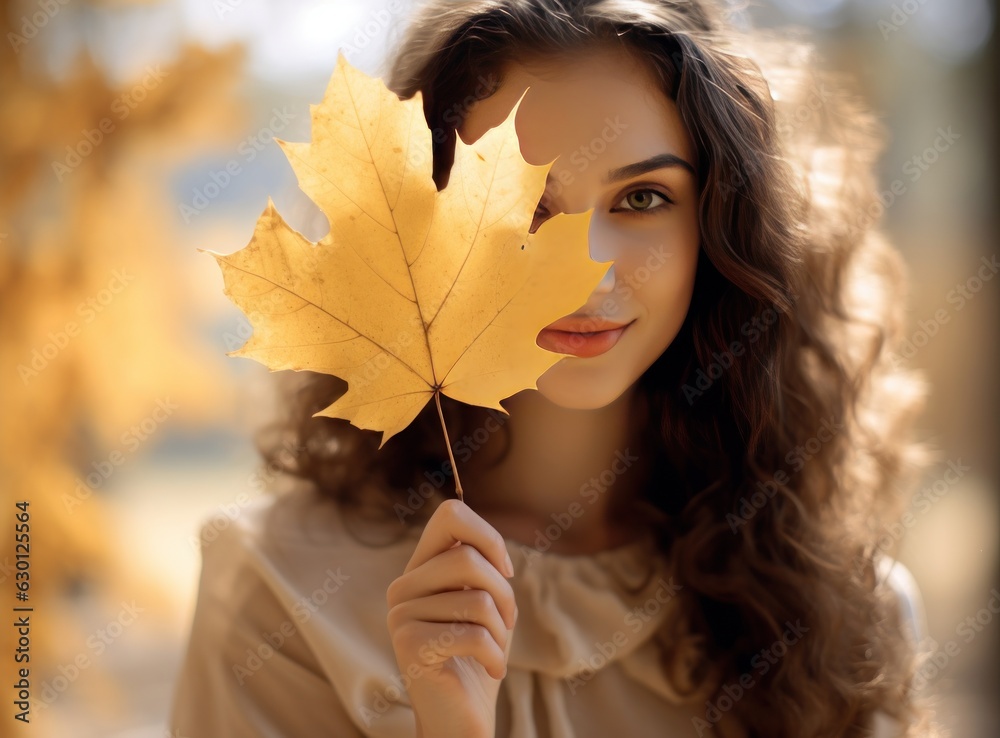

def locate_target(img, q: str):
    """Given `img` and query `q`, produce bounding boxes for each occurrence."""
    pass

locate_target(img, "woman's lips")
[536,317,635,358]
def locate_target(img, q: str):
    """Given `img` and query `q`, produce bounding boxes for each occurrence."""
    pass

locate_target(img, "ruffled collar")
[501,532,678,681]
[275,488,710,708]
[347,508,693,699]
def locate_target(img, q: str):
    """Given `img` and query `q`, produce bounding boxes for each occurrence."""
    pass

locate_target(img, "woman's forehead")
[456,48,694,171]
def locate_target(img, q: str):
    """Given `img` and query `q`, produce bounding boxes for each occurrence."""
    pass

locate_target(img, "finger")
[405,498,512,580]
[503,610,515,663]
[388,544,517,628]
[393,620,507,680]
[386,590,510,656]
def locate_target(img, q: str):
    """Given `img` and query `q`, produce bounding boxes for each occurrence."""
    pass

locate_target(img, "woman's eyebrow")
[601,152,696,184]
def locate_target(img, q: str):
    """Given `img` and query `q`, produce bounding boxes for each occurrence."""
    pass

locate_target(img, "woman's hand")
[386,498,518,738]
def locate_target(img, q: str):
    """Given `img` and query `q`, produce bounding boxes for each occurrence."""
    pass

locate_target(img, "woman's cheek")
[616,222,684,294]
[589,214,667,264]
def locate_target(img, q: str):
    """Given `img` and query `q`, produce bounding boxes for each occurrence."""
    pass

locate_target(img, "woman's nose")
[587,215,618,294]
[591,262,616,294]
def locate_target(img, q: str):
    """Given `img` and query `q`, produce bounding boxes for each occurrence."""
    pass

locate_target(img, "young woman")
[170,1,940,736]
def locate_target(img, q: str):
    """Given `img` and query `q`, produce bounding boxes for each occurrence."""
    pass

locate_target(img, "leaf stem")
[434,391,464,502]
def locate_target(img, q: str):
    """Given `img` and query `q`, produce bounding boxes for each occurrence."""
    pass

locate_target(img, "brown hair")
[257,1,940,735]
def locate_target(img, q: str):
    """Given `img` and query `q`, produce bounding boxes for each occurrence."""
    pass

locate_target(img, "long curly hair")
[256,1,940,735]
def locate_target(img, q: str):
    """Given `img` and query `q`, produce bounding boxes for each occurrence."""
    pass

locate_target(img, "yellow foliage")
[211,52,609,458]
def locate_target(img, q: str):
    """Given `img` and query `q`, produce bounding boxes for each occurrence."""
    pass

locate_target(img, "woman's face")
[457,46,700,410]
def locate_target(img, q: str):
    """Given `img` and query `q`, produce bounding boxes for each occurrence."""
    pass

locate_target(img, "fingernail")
[504,551,514,577]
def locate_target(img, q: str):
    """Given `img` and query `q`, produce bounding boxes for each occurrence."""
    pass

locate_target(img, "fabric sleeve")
[167,516,367,738]
[870,557,929,738]
[879,557,928,648]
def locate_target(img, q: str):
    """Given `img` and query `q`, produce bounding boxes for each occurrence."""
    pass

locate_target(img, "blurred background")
[0,0,995,736]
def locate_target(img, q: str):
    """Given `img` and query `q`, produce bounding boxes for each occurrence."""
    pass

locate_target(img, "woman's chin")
[534,364,632,410]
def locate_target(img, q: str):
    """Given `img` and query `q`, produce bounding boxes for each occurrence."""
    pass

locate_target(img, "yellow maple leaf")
[208,51,609,493]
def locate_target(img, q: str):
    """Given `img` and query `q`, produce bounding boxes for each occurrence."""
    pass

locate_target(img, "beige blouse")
[168,484,920,737]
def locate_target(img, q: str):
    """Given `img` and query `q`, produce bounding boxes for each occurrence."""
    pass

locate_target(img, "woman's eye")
[612,188,672,215]
[531,188,671,231]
